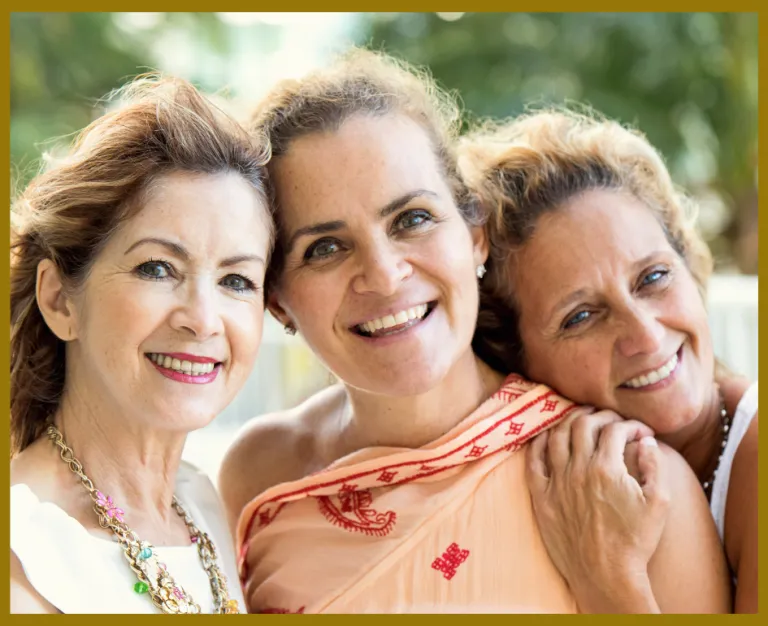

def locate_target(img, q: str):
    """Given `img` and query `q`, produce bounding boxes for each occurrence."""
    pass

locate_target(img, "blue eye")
[394,209,432,231]
[220,274,255,293]
[642,269,668,286]
[136,260,172,280]
[563,310,591,329]
[304,238,342,261]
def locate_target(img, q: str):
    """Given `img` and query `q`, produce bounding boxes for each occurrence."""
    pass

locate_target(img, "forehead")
[516,190,673,290]
[111,170,272,254]
[271,114,451,222]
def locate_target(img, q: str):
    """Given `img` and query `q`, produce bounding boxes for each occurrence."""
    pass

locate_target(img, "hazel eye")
[304,238,342,261]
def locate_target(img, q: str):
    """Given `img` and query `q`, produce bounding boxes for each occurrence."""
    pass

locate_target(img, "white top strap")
[710,382,758,541]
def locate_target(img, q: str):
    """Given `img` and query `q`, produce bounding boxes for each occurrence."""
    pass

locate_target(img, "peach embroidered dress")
[237,375,582,614]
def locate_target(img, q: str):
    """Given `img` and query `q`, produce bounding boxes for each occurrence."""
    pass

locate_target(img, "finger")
[595,420,656,471]
[636,436,670,511]
[526,431,551,496]
[546,421,572,475]
[570,410,624,468]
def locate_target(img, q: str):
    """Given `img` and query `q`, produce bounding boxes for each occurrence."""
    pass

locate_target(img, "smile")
[621,348,681,389]
[354,302,434,337]
[146,353,220,376]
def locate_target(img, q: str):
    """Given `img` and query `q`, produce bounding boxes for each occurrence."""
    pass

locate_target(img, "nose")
[351,239,412,297]
[169,279,225,340]
[615,303,665,358]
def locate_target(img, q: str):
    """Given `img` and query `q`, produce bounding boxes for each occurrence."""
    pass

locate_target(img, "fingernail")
[640,436,658,447]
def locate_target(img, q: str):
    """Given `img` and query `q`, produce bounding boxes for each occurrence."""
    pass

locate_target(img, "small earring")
[476,264,486,279]
[284,323,297,336]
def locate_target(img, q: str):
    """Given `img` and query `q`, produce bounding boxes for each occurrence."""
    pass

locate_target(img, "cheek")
[229,304,265,361]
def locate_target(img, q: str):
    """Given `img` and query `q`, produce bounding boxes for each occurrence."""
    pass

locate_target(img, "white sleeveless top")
[11,461,246,614]
[710,382,758,541]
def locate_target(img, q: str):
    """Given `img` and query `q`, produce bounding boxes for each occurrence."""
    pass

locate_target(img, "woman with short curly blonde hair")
[461,107,755,612]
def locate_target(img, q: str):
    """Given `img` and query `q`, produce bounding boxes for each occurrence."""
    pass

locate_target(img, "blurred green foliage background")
[10,12,757,272]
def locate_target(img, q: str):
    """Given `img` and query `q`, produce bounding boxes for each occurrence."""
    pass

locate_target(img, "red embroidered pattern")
[260,606,306,614]
[317,484,396,536]
[431,543,470,580]
[378,470,397,483]
[419,464,436,471]
[505,421,523,436]
[541,399,558,412]
[465,444,488,458]
[494,389,523,403]
[257,503,286,528]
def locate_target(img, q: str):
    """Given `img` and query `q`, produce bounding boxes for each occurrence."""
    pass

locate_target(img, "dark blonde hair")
[248,47,486,293]
[459,107,713,374]
[10,75,271,457]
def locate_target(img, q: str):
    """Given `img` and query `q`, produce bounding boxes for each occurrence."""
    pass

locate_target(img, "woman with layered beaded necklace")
[10,75,273,613]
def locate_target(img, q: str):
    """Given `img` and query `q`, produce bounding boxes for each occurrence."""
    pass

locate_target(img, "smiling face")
[65,170,272,433]
[269,113,488,396]
[513,189,714,435]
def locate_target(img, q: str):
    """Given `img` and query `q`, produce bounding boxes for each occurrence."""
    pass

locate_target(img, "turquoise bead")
[139,547,152,560]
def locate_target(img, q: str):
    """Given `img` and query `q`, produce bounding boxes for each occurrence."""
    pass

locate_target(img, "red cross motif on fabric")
[431,542,470,580]
[465,444,488,458]
[505,420,523,436]
[541,399,558,412]
[378,470,397,483]
[317,484,396,536]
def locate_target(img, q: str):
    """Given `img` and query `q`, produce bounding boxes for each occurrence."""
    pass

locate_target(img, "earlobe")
[36,259,77,341]
[266,291,294,330]
[471,224,490,268]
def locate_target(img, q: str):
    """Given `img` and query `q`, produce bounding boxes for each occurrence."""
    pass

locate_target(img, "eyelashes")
[560,266,672,331]
[301,208,439,263]
[132,258,258,294]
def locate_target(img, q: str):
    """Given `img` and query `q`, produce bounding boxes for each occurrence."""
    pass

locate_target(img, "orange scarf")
[237,374,582,613]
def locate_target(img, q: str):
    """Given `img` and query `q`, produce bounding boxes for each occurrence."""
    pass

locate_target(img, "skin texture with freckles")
[270,114,488,398]
[515,190,716,439]
[220,113,502,536]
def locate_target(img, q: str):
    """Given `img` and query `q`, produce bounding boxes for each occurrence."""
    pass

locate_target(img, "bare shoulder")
[217,384,346,533]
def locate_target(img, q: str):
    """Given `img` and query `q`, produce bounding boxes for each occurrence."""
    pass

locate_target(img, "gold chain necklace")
[47,424,240,614]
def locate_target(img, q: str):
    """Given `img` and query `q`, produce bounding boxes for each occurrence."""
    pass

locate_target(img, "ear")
[36,259,78,341]
[470,223,490,268]
[266,289,294,330]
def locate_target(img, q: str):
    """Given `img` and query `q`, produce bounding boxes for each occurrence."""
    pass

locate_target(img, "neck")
[339,351,505,452]
[51,378,188,537]
[657,384,723,484]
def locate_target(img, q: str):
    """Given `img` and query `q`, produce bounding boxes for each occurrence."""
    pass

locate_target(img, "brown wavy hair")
[459,107,713,375]
[247,47,487,295]
[10,74,271,457]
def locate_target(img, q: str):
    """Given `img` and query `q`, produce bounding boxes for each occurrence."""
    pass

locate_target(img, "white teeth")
[624,352,678,389]
[147,354,216,376]
[359,304,430,334]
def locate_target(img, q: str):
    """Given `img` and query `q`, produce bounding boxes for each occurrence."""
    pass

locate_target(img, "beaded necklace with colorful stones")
[47,424,240,614]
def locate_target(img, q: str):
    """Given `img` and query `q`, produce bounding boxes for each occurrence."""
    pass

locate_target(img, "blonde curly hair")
[459,107,713,374]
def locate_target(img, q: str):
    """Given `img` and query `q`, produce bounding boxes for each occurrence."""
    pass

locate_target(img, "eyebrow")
[124,237,264,267]
[284,189,440,254]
